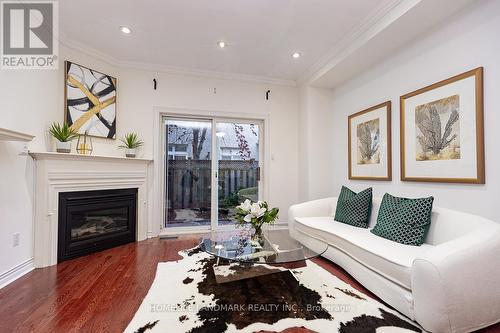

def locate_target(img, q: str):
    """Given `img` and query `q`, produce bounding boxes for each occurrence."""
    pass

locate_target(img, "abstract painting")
[400,67,484,183]
[65,61,117,139]
[348,101,391,181]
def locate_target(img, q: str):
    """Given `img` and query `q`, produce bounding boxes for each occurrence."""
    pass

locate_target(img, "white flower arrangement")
[235,199,279,236]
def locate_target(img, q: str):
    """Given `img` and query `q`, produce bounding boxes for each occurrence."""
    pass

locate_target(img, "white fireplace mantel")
[29,151,152,163]
[30,151,153,267]
[0,127,35,142]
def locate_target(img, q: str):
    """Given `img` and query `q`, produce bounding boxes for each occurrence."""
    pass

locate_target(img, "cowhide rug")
[125,247,421,333]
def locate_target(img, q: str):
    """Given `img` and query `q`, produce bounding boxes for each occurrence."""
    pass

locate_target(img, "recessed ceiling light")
[120,26,132,35]
[217,41,226,49]
[292,52,301,59]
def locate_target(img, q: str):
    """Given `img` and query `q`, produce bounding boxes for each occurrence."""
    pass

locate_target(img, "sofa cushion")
[372,193,434,246]
[294,216,433,289]
[334,186,372,228]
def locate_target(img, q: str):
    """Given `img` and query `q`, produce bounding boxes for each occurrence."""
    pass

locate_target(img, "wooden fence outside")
[167,160,258,209]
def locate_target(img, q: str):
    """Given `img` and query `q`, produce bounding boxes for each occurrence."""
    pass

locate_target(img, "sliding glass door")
[163,116,262,231]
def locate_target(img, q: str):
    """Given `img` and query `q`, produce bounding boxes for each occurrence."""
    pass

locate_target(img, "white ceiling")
[59,0,393,83]
[307,0,477,88]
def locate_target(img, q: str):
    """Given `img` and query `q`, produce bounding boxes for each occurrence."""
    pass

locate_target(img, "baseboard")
[159,228,210,236]
[272,221,289,228]
[0,258,35,289]
[158,221,289,237]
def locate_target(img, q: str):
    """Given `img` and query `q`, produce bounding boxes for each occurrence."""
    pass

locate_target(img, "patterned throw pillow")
[334,186,373,228]
[371,193,434,246]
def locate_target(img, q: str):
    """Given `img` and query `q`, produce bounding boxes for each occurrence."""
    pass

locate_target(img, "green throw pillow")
[371,193,434,246]
[334,186,372,228]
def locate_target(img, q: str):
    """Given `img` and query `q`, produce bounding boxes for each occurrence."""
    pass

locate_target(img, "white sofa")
[288,197,500,333]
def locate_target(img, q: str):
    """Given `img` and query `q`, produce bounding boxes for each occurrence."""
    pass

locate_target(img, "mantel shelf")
[0,127,35,142]
[28,151,153,163]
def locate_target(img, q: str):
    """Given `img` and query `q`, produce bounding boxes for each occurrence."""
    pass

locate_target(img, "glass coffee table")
[200,228,328,283]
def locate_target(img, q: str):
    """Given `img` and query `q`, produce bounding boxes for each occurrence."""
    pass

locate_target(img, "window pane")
[216,122,259,226]
[165,119,212,228]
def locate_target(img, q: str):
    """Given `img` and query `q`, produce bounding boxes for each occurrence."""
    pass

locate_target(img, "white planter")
[125,148,137,158]
[56,141,71,153]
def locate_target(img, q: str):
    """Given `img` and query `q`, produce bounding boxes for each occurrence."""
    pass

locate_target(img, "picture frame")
[64,61,117,139]
[400,67,484,184]
[348,101,392,181]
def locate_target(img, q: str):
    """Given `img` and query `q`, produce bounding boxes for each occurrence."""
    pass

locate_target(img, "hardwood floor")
[0,237,498,333]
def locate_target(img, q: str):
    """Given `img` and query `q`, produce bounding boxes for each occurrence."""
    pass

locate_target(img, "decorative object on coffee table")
[119,132,144,158]
[48,122,79,153]
[400,67,484,183]
[76,131,93,155]
[234,199,279,243]
[65,61,117,139]
[348,101,392,180]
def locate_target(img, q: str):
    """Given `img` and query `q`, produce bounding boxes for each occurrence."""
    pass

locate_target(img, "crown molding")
[59,32,117,66]
[58,33,296,87]
[117,60,297,87]
[297,0,422,86]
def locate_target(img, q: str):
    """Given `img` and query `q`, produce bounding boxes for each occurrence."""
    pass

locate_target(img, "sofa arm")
[288,197,336,233]
[411,228,500,333]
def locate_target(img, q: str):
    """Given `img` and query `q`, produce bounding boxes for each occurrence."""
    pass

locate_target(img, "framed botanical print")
[348,101,392,181]
[400,67,484,183]
[65,61,117,139]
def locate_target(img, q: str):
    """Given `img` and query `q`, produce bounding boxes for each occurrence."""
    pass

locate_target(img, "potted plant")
[119,133,144,158]
[235,199,279,244]
[49,122,79,153]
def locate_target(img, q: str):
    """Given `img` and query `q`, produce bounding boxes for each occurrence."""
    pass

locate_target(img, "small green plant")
[219,191,240,208]
[119,133,144,149]
[49,122,79,142]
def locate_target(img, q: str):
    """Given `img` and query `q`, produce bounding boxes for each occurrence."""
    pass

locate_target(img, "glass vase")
[251,225,264,246]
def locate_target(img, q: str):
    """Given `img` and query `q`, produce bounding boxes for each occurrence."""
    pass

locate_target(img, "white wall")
[298,86,310,201]
[323,0,500,221]
[0,144,35,281]
[0,63,59,282]
[0,43,299,279]
[298,86,334,202]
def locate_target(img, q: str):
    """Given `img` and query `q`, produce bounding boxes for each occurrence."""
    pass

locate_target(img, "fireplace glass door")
[70,206,129,241]
[58,188,137,262]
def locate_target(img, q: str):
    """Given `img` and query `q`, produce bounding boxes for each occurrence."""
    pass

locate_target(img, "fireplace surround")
[58,188,138,262]
[30,152,153,267]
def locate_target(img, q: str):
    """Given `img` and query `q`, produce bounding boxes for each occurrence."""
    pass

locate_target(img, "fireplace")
[58,188,137,262]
